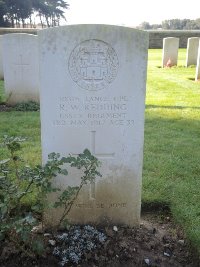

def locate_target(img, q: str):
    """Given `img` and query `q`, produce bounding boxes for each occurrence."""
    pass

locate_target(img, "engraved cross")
[73,130,115,199]
[13,54,29,83]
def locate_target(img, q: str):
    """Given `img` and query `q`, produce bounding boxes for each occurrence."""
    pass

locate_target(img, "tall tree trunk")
[45,15,50,27]
[29,15,32,28]
[39,13,44,28]
[11,17,14,28]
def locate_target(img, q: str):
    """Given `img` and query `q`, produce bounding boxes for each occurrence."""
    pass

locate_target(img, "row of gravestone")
[162,37,200,80]
[0,34,200,106]
[0,25,150,227]
[0,34,39,104]
[1,28,200,227]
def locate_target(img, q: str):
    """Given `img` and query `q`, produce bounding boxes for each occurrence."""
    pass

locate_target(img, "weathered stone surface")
[162,37,179,67]
[2,33,39,105]
[39,25,148,227]
[186,37,199,67]
[0,36,3,79]
[195,40,200,81]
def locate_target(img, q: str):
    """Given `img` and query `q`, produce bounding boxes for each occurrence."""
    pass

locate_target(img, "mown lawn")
[0,80,5,102]
[0,49,200,253]
[143,48,200,252]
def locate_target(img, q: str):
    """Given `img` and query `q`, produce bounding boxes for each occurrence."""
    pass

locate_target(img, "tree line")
[0,0,69,28]
[137,18,200,30]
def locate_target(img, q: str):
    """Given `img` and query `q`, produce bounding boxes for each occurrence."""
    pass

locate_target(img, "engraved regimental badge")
[68,39,119,91]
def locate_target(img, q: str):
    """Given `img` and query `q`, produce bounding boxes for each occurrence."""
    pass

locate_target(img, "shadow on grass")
[141,201,170,213]
[143,112,200,252]
[146,104,200,110]
[156,65,187,69]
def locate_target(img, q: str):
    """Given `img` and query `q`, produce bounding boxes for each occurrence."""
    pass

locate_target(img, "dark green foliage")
[54,149,102,227]
[0,136,101,255]
[162,18,200,30]
[14,101,40,111]
[0,0,69,27]
[137,18,200,30]
[32,0,69,27]
[0,80,5,103]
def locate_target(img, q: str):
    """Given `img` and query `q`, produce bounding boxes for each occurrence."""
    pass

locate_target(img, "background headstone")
[162,37,179,67]
[2,33,39,105]
[195,40,200,81]
[39,25,148,227]
[0,36,4,80]
[186,37,199,67]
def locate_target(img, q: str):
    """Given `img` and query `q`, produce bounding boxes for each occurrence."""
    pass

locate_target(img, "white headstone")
[186,37,199,67]
[2,33,39,105]
[39,25,148,227]
[162,37,179,67]
[195,40,200,81]
[0,36,4,80]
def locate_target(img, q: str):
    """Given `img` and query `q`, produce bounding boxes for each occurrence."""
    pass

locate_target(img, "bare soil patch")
[0,211,199,267]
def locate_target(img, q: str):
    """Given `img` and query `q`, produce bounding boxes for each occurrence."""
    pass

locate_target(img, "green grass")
[0,111,41,163]
[144,48,200,252]
[0,49,200,253]
[0,80,5,102]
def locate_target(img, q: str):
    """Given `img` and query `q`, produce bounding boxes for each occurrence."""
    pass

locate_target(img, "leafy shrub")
[14,101,40,111]
[0,135,101,256]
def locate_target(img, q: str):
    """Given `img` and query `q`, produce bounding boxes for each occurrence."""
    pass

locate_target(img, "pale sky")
[64,0,200,27]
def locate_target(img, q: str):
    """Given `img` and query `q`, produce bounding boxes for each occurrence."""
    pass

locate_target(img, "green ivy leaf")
[83,148,91,157]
